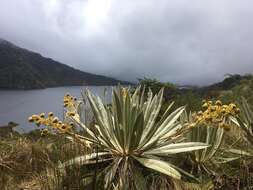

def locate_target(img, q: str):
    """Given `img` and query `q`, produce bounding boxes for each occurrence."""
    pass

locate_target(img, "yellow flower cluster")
[28,112,74,135]
[64,93,77,109]
[63,93,81,118]
[194,100,240,130]
[41,128,49,136]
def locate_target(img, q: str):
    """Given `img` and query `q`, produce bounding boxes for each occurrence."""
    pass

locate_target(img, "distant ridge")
[0,39,132,89]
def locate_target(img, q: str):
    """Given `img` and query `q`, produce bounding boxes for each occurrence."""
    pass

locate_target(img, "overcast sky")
[0,0,253,85]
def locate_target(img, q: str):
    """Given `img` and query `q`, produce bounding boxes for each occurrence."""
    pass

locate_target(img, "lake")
[0,86,112,132]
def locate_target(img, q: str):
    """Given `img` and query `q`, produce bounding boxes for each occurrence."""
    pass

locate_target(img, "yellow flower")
[28,116,34,122]
[229,103,237,109]
[31,114,38,119]
[59,124,71,133]
[52,117,59,123]
[215,100,222,106]
[67,112,76,117]
[210,106,216,112]
[40,113,45,118]
[235,108,240,114]
[221,108,226,114]
[63,94,78,109]
[195,100,239,130]
[41,129,49,136]
[48,112,54,117]
[197,111,203,116]
[220,123,230,131]
[202,103,208,109]
[205,115,212,122]
[29,111,75,134]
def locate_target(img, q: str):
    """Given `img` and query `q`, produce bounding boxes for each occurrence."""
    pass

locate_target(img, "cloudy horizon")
[1,0,253,86]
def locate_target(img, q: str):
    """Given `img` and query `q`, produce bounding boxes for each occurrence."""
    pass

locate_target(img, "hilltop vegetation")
[139,74,253,111]
[0,39,131,89]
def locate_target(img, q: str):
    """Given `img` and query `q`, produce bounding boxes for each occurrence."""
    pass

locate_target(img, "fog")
[1,0,253,85]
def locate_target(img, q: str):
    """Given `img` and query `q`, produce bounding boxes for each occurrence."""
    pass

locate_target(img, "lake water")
[0,86,112,132]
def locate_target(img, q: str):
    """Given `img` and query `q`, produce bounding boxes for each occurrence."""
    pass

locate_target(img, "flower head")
[41,129,49,136]
[194,100,239,130]
[28,112,73,134]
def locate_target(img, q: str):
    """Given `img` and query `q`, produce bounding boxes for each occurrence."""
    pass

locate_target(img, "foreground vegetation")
[1,75,253,189]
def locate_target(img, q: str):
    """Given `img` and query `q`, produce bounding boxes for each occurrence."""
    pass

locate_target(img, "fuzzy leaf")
[134,157,181,179]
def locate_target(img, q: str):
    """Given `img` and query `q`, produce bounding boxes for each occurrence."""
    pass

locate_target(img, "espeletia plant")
[29,86,209,189]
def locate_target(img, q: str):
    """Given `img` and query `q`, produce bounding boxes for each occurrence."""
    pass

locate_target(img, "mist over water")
[0,86,112,132]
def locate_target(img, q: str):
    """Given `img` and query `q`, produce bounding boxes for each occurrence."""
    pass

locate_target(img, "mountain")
[189,74,252,98]
[200,74,251,91]
[0,39,131,89]
[138,74,253,112]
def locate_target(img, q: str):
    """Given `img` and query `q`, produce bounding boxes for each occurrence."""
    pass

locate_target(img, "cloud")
[0,0,253,85]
